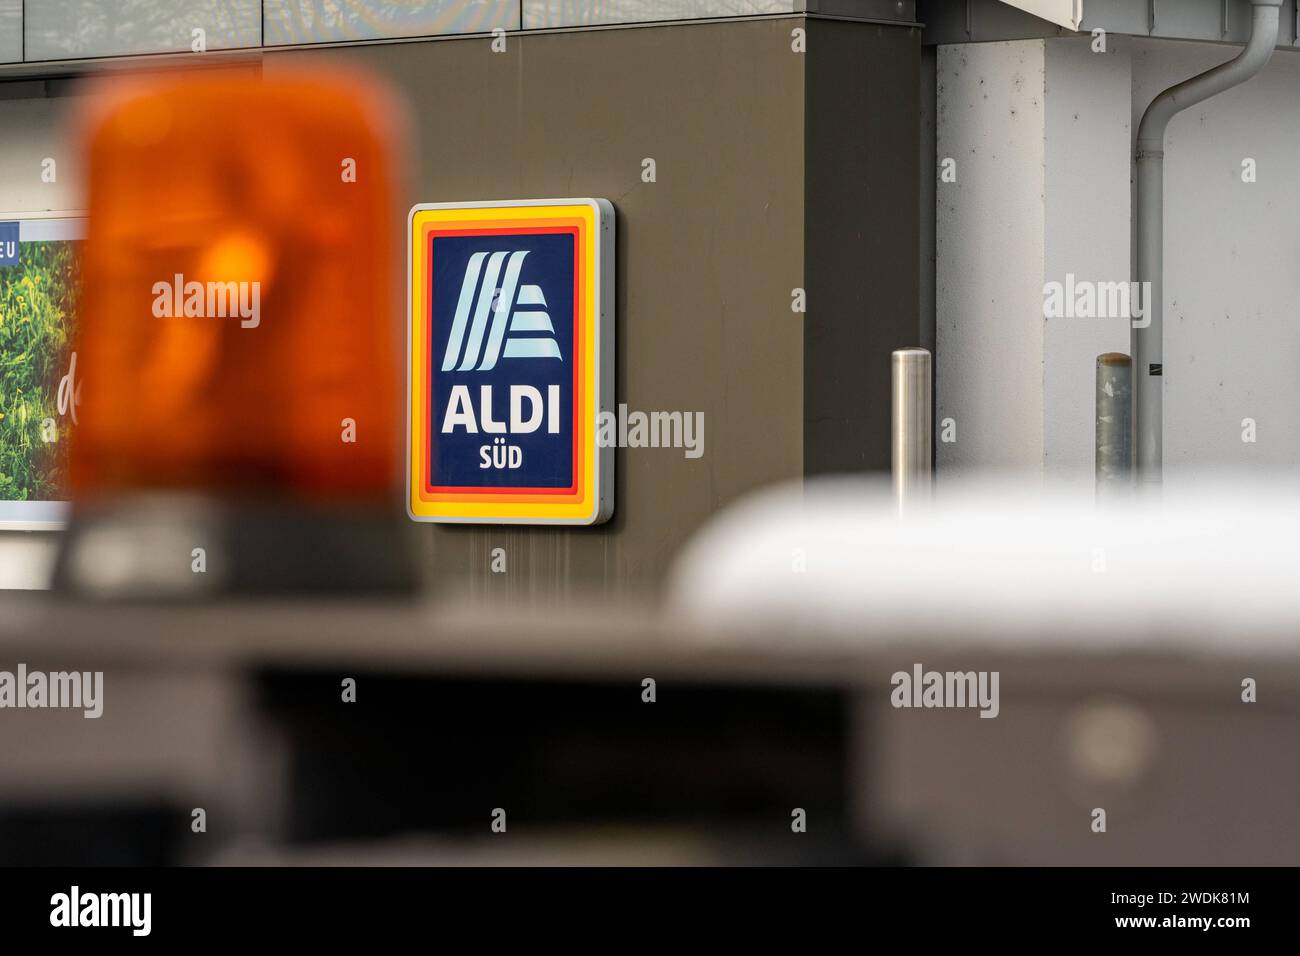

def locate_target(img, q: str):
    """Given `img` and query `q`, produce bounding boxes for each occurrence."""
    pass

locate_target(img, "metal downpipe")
[1133,0,1281,487]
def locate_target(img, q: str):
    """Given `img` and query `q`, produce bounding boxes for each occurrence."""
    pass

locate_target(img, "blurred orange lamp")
[56,66,416,597]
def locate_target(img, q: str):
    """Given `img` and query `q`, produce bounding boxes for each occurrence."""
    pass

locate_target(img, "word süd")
[152,273,261,328]
[50,886,151,936]
[890,663,1000,718]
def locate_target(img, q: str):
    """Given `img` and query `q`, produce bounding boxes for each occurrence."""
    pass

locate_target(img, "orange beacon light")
[56,66,416,597]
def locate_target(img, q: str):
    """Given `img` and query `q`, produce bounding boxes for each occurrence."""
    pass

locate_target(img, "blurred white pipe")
[668,477,1300,654]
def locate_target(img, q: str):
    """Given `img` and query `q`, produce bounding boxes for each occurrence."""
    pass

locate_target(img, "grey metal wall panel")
[1074,0,1148,37]
[0,1,19,64]
[264,0,516,45]
[523,0,795,31]
[1145,0,1229,39]
[24,0,262,61]
[919,0,1060,44]
[927,0,1300,47]
[807,0,916,21]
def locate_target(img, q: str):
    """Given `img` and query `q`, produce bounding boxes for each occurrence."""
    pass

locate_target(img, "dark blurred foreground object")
[0,802,187,866]
[252,669,887,866]
[54,66,417,598]
[54,495,420,598]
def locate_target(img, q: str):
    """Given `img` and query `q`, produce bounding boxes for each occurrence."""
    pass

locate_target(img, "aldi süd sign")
[408,199,614,524]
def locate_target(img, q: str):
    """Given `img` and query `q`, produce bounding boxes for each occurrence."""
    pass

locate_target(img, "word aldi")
[408,199,614,524]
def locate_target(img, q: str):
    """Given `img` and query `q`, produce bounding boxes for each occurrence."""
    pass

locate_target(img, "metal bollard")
[892,347,932,512]
[1096,352,1132,497]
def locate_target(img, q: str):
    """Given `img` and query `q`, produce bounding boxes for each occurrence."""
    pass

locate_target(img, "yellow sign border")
[406,200,612,524]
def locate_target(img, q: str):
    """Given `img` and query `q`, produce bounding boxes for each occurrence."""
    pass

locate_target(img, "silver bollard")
[1096,352,1132,497]
[892,347,932,512]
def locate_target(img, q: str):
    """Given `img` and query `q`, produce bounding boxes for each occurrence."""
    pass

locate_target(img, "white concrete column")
[936,37,1131,484]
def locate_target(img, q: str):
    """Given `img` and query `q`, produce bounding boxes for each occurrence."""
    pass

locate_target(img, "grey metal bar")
[1096,352,1132,496]
[892,347,932,511]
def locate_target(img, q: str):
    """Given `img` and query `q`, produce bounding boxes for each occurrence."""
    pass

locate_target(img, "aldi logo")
[408,200,614,524]
[441,249,562,372]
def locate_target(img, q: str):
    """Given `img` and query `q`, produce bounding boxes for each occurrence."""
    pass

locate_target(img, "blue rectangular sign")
[429,231,575,490]
[0,222,19,266]
[408,199,614,524]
